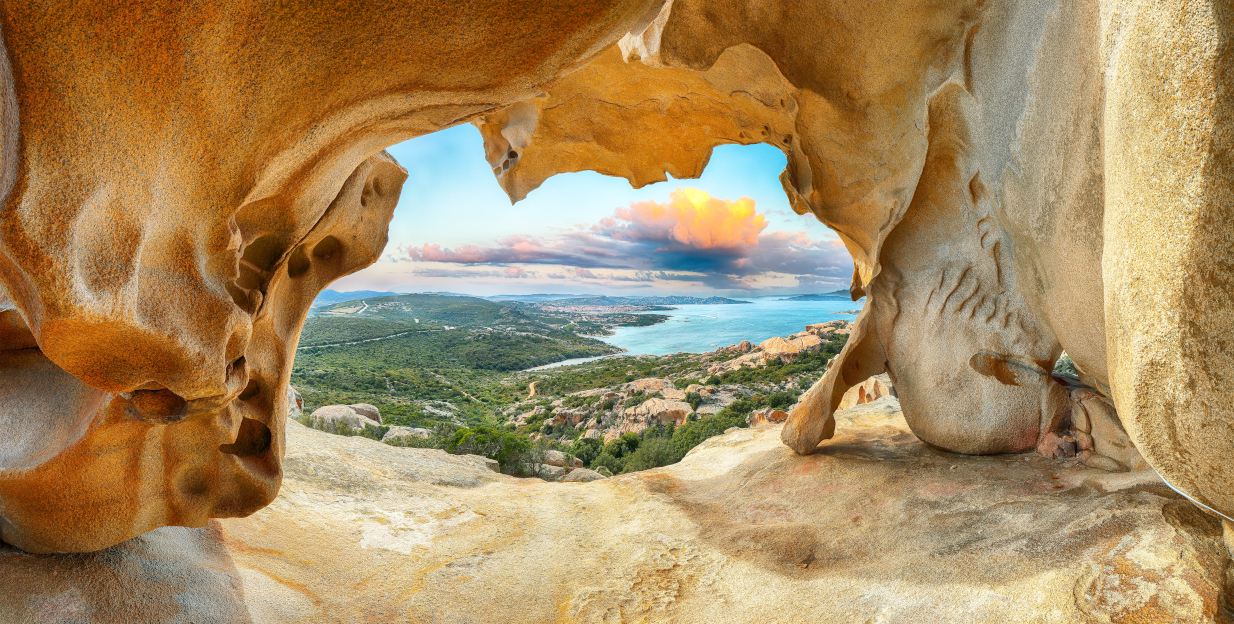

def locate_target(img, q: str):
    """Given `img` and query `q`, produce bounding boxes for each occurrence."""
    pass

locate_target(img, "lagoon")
[597,296,862,356]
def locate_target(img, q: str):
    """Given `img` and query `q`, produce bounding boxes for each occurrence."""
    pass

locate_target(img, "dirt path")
[528,381,539,398]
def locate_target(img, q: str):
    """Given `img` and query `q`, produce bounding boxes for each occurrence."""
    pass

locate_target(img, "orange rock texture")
[0,0,1229,576]
[0,1,661,552]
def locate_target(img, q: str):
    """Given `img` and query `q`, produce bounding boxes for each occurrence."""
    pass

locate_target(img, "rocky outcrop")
[382,426,432,444]
[624,377,672,394]
[309,405,381,435]
[758,334,821,362]
[3,403,1226,622]
[559,467,606,482]
[746,407,788,428]
[0,152,408,554]
[542,450,583,469]
[348,403,382,424]
[837,374,893,411]
[0,0,665,552]
[625,397,693,427]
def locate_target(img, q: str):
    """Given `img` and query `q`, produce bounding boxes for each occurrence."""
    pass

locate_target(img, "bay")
[597,296,862,356]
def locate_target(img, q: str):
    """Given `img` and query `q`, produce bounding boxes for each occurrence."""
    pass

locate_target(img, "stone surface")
[543,449,569,467]
[746,407,789,428]
[536,464,568,480]
[2,403,1228,622]
[347,403,381,424]
[0,152,407,554]
[634,397,693,426]
[382,426,432,444]
[837,373,893,411]
[0,0,664,551]
[758,334,822,362]
[308,405,373,435]
[0,0,1230,568]
[559,468,607,483]
[624,377,672,394]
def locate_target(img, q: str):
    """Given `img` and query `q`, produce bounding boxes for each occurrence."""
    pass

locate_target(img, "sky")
[331,124,855,297]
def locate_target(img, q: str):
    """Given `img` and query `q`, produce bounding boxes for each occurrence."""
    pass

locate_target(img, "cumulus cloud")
[397,187,853,290]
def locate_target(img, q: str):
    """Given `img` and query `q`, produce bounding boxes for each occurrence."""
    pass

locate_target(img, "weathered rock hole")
[128,389,187,422]
[237,234,282,291]
[238,379,260,401]
[219,417,272,458]
[312,236,341,260]
[286,245,311,278]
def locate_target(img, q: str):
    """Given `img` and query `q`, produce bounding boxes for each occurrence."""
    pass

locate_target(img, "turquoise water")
[598,296,862,356]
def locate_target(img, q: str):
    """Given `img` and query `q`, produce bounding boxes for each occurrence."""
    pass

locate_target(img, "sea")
[528,296,862,369]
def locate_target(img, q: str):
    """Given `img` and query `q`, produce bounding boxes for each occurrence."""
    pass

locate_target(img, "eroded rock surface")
[2,402,1227,623]
[0,0,663,551]
[475,0,1234,520]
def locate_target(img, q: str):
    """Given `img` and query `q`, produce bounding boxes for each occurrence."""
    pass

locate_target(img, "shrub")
[1054,353,1078,376]
[673,378,700,390]
[685,391,703,411]
[705,375,721,386]
[621,437,676,473]
[571,437,602,467]
[592,451,622,475]
[446,426,539,476]
[766,390,800,409]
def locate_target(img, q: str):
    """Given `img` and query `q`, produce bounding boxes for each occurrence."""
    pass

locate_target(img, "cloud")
[396,187,853,290]
[409,266,536,279]
[605,188,765,251]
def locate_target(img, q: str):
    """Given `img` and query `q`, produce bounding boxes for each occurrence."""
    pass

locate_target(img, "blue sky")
[331,124,854,296]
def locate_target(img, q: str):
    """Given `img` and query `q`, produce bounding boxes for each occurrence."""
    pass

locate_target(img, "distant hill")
[551,295,750,306]
[312,290,400,307]
[779,290,855,301]
[486,294,599,302]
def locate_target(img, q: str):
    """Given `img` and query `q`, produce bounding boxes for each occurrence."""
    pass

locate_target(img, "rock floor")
[2,398,1230,623]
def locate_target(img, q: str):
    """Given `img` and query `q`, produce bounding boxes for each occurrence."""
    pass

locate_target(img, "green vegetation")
[295,293,850,478]
[1054,353,1078,376]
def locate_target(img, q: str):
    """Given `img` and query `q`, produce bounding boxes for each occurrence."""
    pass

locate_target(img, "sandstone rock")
[536,464,567,480]
[603,421,648,444]
[624,377,672,394]
[559,468,606,482]
[582,429,602,440]
[746,407,789,428]
[635,398,693,427]
[309,405,374,436]
[7,411,1229,622]
[806,320,851,335]
[543,450,568,468]
[661,387,686,401]
[287,386,304,422]
[758,334,822,362]
[0,0,667,551]
[382,426,432,445]
[348,403,382,424]
[462,455,500,474]
[837,374,894,411]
